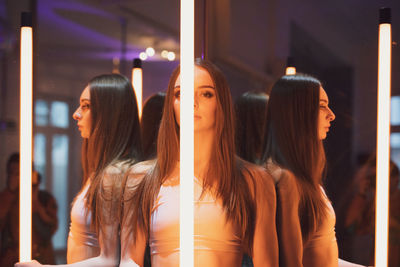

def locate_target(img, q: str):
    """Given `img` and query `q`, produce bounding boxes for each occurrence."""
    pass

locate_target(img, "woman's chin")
[80,132,90,139]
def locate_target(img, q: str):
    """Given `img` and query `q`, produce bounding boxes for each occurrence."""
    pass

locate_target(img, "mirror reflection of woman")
[140,92,166,160]
[120,59,278,267]
[263,74,366,267]
[235,91,269,165]
[16,74,142,267]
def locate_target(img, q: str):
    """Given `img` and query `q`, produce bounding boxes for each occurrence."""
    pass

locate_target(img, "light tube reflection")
[180,0,195,266]
[132,58,143,119]
[20,12,33,262]
[375,7,391,267]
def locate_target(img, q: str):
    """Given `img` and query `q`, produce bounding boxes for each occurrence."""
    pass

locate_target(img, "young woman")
[140,92,166,160]
[120,59,278,267]
[16,73,142,267]
[263,74,366,267]
[235,91,269,165]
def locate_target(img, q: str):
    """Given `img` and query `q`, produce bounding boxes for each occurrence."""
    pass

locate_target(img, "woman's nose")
[73,107,81,120]
[328,107,335,121]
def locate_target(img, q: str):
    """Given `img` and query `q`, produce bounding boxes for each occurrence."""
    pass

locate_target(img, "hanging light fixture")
[375,7,391,267]
[146,47,155,57]
[161,50,169,58]
[167,51,176,61]
[139,52,148,61]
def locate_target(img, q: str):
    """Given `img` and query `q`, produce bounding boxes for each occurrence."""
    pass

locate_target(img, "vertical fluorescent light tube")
[285,57,296,75]
[20,12,33,262]
[180,0,194,266]
[132,58,143,119]
[375,7,391,267]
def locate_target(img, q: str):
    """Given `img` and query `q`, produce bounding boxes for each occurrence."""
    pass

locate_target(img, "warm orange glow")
[132,68,143,119]
[375,22,391,267]
[20,25,33,262]
[285,66,296,75]
[180,0,194,265]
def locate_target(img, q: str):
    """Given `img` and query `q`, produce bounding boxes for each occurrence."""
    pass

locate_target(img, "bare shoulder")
[100,160,152,188]
[125,160,155,187]
[265,162,297,187]
[100,160,133,188]
[104,160,132,175]
[129,160,154,174]
[240,160,275,199]
[265,162,300,202]
[243,160,273,183]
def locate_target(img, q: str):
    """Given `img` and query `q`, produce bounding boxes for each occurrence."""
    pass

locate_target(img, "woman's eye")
[81,104,90,110]
[174,90,181,99]
[202,91,214,98]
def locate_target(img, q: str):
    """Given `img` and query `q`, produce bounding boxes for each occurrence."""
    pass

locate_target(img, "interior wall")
[212,0,400,164]
[1,0,399,264]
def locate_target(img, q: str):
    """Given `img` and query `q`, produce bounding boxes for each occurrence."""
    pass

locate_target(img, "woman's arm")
[339,258,370,267]
[250,167,279,267]
[15,218,120,267]
[15,165,124,267]
[16,255,117,267]
[275,169,303,267]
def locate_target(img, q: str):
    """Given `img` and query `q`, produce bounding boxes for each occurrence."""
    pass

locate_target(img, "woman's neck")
[194,130,214,179]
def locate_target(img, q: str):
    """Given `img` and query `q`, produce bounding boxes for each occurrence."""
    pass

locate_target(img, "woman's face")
[73,86,92,138]
[318,87,335,140]
[173,66,217,132]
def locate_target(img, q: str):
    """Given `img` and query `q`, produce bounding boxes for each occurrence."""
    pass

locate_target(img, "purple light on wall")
[37,0,142,58]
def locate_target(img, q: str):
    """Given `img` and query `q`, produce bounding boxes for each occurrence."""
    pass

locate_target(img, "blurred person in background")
[0,153,58,266]
[344,156,400,267]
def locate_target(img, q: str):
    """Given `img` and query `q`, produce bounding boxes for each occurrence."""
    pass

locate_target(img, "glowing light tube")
[285,57,296,75]
[180,0,194,266]
[132,58,143,119]
[375,7,391,267]
[20,12,33,262]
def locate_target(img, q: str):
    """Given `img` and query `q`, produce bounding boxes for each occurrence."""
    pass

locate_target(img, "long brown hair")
[140,92,166,160]
[262,74,327,242]
[235,91,269,164]
[81,74,142,233]
[128,59,256,253]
